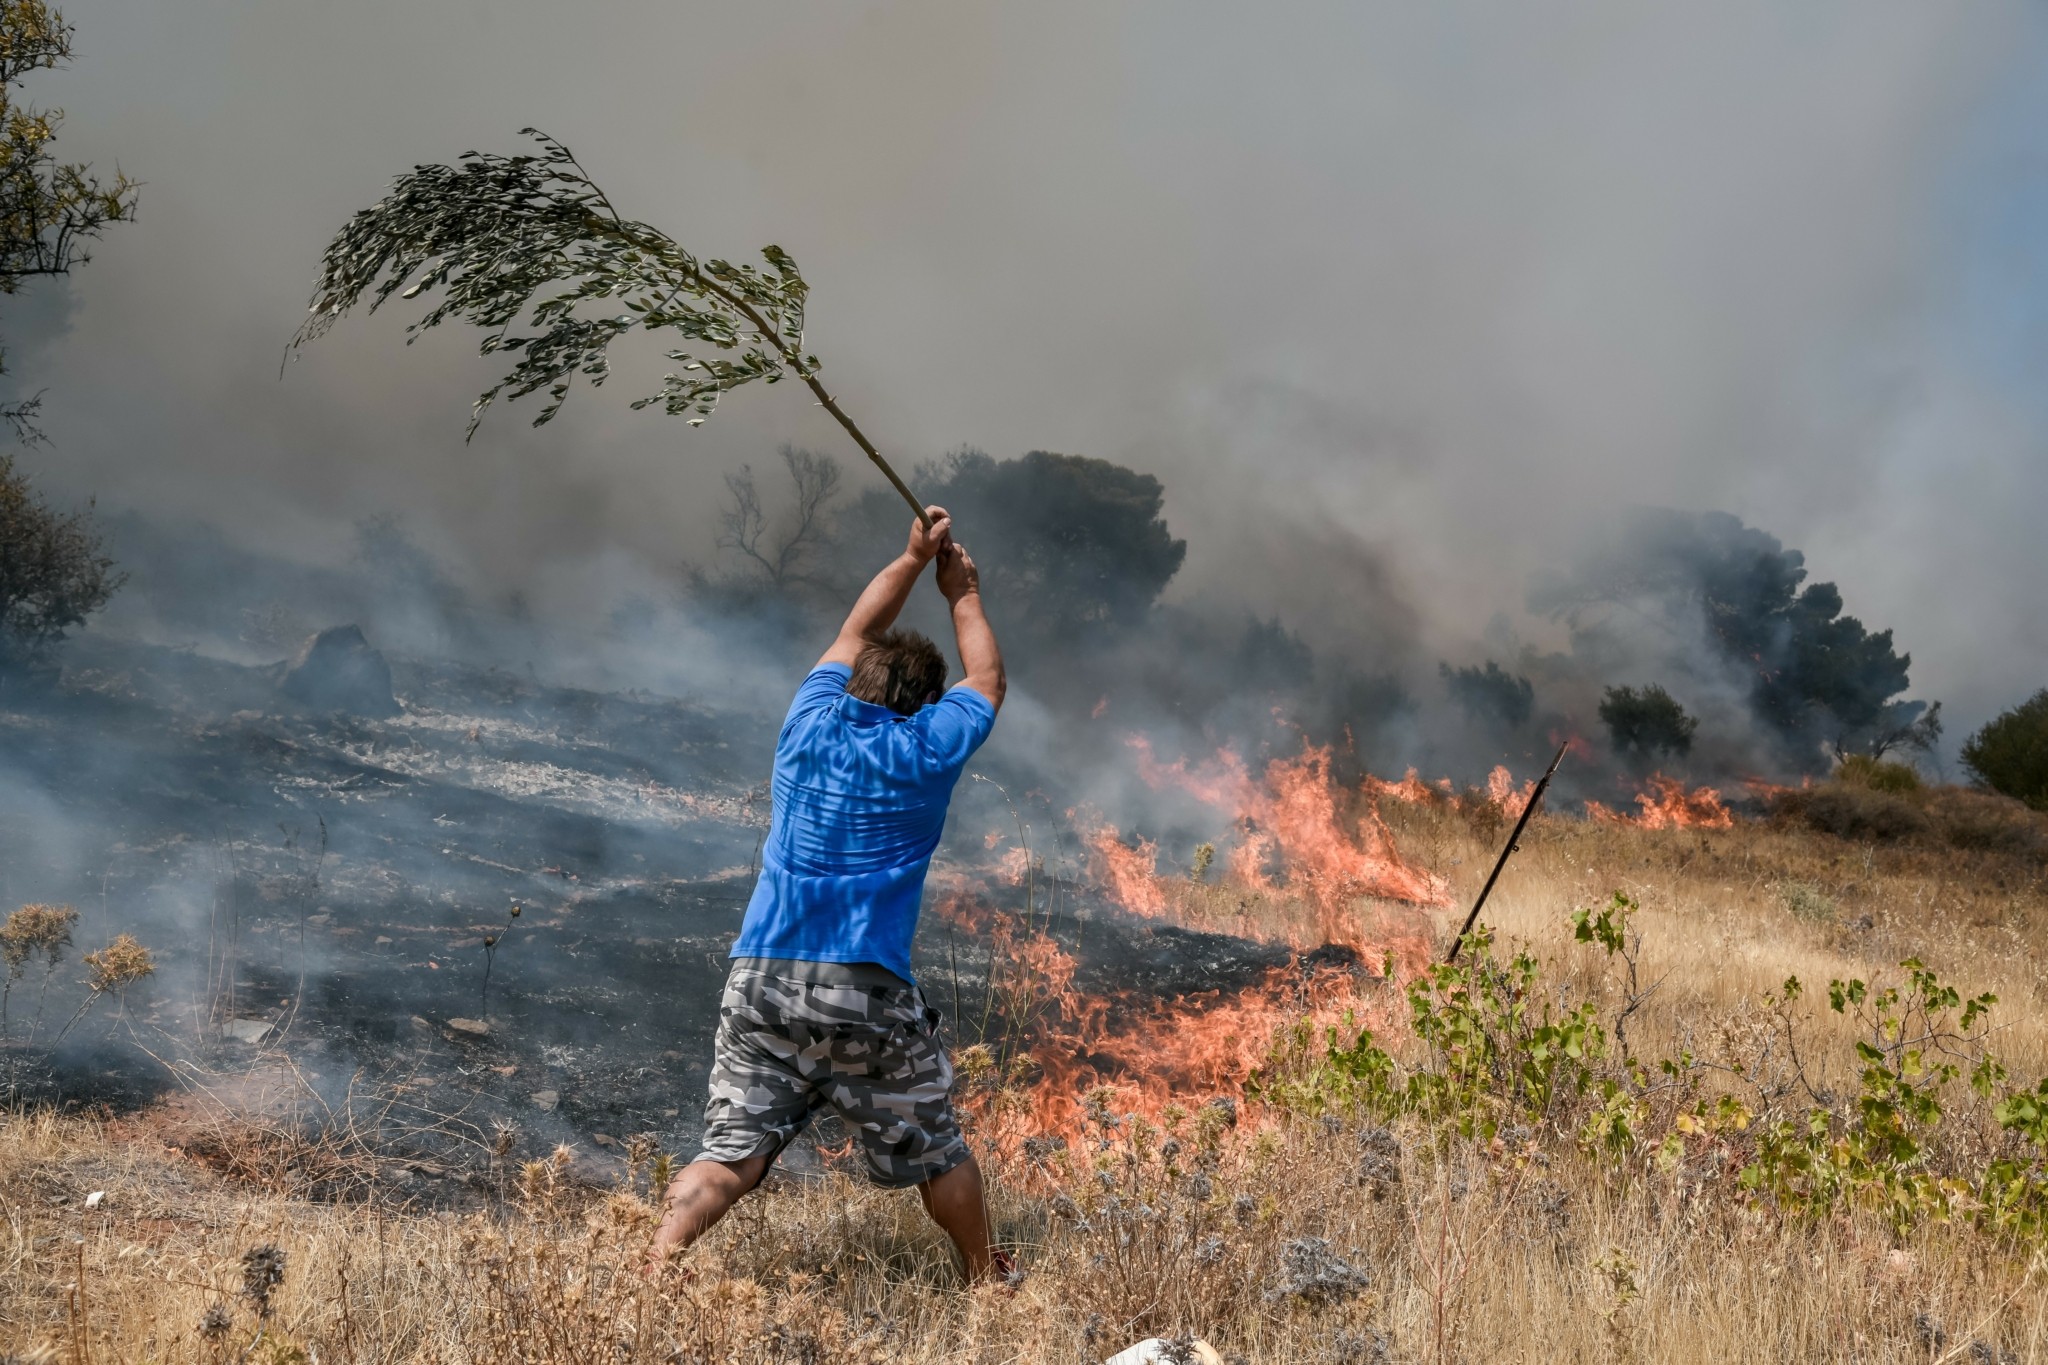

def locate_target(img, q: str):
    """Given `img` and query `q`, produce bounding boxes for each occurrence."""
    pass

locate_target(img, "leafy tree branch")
[291,129,927,525]
[0,0,140,442]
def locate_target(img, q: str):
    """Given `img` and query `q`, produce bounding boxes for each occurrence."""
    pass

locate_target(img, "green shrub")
[1962,690,2048,812]
[1780,882,1837,924]
[1254,897,2048,1243]
[1598,683,1698,761]
[0,455,124,668]
[1836,753,1922,794]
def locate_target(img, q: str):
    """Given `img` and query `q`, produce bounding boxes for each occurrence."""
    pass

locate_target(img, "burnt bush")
[1962,689,2048,813]
[1441,660,1534,730]
[1929,789,2045,857]
[1776,784,1930,843]
[1774,777,2045,859]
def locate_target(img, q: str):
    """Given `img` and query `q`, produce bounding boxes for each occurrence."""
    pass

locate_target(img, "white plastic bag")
[1101,1339,1223,1365]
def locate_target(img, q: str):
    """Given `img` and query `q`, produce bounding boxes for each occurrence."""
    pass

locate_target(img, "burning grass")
[6,774,2048,1362]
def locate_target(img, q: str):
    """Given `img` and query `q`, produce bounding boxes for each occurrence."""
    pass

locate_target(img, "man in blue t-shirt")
[647,504,1009,1281]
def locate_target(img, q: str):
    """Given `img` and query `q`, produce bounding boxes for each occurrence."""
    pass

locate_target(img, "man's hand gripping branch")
[817,504,954,669]
[817,504,1005,713]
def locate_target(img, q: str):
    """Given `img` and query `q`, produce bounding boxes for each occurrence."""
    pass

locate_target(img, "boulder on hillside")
[280,625,399,716]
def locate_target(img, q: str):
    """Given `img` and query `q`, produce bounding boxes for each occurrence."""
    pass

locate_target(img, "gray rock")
[222,1017,272,1045]
[280,625,399,717]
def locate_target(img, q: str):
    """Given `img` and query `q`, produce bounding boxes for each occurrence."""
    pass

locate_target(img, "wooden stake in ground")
[1444,739,1569,963]
[289,129,928,526]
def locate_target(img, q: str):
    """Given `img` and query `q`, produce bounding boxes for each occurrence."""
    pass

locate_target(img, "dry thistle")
[955,1042,996,1086]
[520,1157,554,1209]
[1,903,77,1041]
[55,933,156,1042]
[623,1131,658,1194]
[199,1302,233,1340]
[84,934,154,992]
[0,903,75,972]
[1264,1237,1370,1307]
[240,1244,286,1318]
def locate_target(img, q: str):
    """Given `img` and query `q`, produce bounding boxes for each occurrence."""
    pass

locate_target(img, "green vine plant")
[1739,959,2016,1236]
[1248,891,2048,1247]
[289,129,928,524]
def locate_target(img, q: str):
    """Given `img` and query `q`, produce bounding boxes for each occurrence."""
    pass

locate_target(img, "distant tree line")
[698,454,2015,786]
[1514,507,1944,775]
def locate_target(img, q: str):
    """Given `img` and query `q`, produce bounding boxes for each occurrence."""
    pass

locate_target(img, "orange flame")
[995,844,1033,885]
[1481,764,1539,820]
[1584,774,1733,829]
[948,896,1405,1152]
[1086,828,1169,917]
[1363,767,1444,804]
[934,738,1748,1162]
[1741,774,1809,801]
[1125,736,1452,920]
[1552,731,1597,762]
[946,735,1460,1149]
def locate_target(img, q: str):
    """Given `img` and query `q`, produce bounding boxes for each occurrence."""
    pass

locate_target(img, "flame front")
[944,744,1738,1157]
[1120,736,1452,924]
[945,735,1464,1150]
[1584,773,1734,829]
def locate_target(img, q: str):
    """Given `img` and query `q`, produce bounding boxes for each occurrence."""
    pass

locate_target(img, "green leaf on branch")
[290,129,819,440]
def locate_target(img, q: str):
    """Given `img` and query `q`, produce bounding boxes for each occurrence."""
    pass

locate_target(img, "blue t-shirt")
[730,663,998,983]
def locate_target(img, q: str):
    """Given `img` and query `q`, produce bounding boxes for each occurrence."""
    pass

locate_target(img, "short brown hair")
[848,629,948,716]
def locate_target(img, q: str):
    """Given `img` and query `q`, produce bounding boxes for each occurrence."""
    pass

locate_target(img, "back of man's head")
[848,629,949,716]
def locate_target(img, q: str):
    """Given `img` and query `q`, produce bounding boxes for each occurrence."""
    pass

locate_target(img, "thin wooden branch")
[695,275,929,529]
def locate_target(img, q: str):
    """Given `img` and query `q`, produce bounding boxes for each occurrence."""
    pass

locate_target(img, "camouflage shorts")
[692,966,969,1188]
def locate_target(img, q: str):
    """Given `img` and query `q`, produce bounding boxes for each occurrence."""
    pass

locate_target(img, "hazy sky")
[14,1,2048,736]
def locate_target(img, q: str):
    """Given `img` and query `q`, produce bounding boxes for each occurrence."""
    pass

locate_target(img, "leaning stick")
[1443,740,1570,964]
[689,271,928,527]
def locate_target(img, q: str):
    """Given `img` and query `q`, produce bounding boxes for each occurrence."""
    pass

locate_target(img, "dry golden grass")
[4,796,2047,1363]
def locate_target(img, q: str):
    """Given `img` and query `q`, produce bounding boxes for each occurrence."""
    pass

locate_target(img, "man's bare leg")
[646,1154,769,1269]
[916,1155,997,1280]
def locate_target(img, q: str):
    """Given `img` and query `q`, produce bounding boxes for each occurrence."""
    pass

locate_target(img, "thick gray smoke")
[8,0,2045,742]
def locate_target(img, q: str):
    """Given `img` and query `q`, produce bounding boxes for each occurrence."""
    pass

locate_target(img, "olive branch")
[289,128,927,524]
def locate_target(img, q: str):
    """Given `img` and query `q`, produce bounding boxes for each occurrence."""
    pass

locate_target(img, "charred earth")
[0,633,1340,1196]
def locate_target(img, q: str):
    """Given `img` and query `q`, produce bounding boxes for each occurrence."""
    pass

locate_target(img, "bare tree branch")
[715,446,843,589]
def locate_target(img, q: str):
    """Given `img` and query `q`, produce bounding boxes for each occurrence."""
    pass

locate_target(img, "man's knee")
[918,1152,980,1201]
[672,1152,771,1202]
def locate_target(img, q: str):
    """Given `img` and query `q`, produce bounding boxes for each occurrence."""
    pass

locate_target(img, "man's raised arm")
[936,541,1005,711]
[818,505,953,668]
